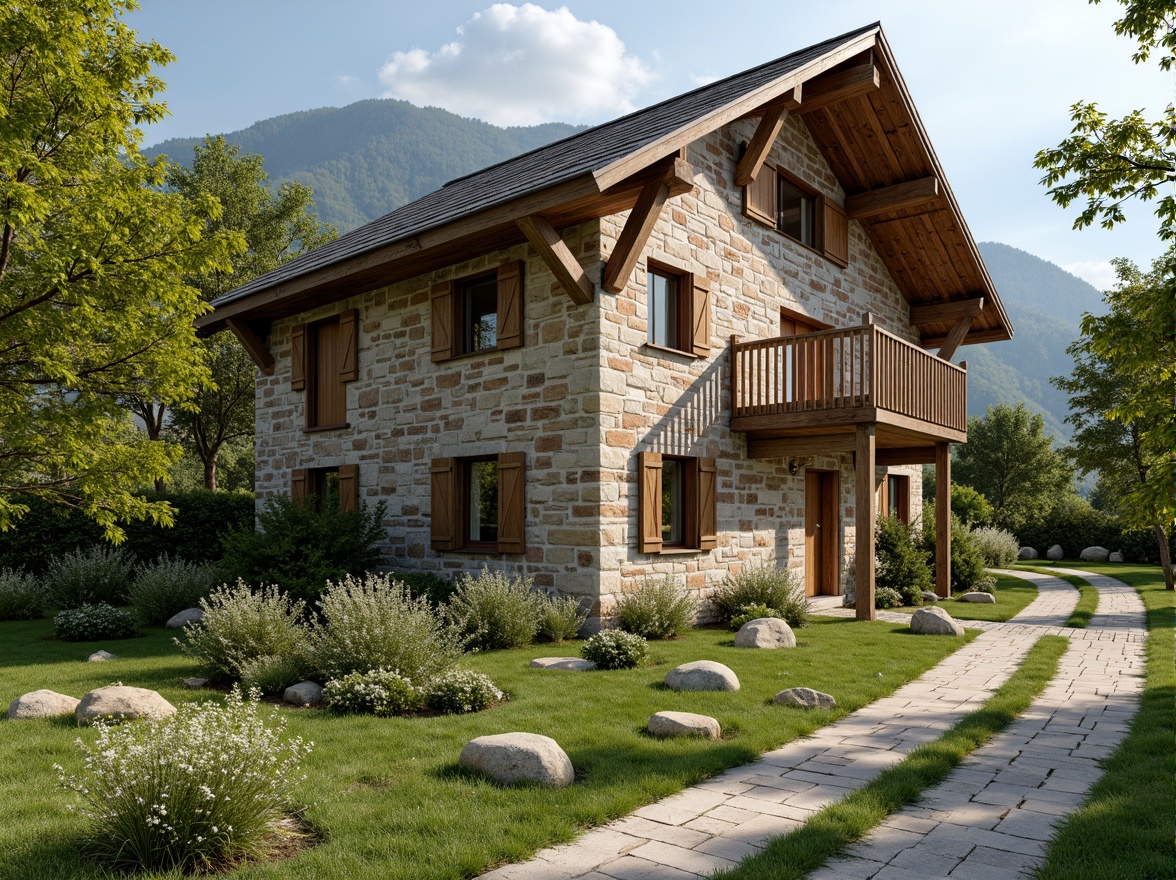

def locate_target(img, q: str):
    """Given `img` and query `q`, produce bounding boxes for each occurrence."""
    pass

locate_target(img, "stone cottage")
[200,23,1013,622]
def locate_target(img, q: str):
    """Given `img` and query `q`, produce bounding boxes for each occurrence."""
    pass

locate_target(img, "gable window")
[291,308,359,431]
[778,178,814,245]
[431,260,523,361]
[644,261,711,358]
[291,463,359,513]
[638,451,717,554]
[742,159,849,268]
[431,453,525,553]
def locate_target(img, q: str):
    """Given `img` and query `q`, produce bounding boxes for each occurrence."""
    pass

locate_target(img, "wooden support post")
[225,318,275,375]
[855,423,876,620]
[515,215,595,305]
[935,442,952,598]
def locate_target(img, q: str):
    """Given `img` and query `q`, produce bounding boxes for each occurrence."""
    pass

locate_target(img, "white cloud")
[337,74,360,89]
[377,4,655,126]
[1061,260,1118,291]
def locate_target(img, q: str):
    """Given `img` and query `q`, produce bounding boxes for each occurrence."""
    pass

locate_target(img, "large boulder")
[647,711,720,739]
[76,686,176,725]
[166,608,204,629]
[733,617,796,649]
[7,689,80,720]
[1018,547,1039,560]
[960,591,997,604]
[1109,551,1124,563]
[283,681,323,706]
[1080,546,1110,563]
[459,733,574,787]
[530,657,597,671]
[88,650,116,662]
[910,606,965,636]
[1046,544,1064,561]
[920,591,939,603]
[664,660,740,692]
[773,687,837,710]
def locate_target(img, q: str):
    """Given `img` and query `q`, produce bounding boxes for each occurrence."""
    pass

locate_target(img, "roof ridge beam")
[735,87,802,186]
[795,62,880,115]
[602,157,695,294]
[909,296,984,325]
[846,176,941,220]
[516,215,595,305]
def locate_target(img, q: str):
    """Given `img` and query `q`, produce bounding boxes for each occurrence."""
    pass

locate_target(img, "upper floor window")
[644,261,711,358]
[291,308,358,431]
[742,160,848,267]
[431,260,523,362]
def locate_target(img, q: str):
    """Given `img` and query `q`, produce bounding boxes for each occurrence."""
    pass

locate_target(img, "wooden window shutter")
[291,468,309,504]
[822,199,849,267]
[743,166,778,226]
[290,323,306,390]
[878,475,889,519]
[430,458,456,550]
[689,276,711,357]
[697,458,718,550]
[430,281,453,362]
[338,463,359,513]
[638,451,663,554]
[338,308,359,382]
[496,451,526,553]
[496,260,524,350]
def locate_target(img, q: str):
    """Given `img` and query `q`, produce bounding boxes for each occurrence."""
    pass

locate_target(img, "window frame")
[291,463,359,513]
[291,308,358,433]
[430,452,525,554]
[885,473,911,523]
[637,451,717,555]
[643,259,711,359]
[431,260,524,363]
[741,157,849,268]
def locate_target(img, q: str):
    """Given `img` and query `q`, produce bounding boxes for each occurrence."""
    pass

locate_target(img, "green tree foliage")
[0,0,234,539]
[1034,1,1175,237]
[954,404,1076,530]
[1053,251,1175,589]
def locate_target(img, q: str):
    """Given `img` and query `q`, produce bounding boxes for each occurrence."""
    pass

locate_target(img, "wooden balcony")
[730,323,967,452]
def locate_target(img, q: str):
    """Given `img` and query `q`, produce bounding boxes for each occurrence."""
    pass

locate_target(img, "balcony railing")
[730,324,967,434]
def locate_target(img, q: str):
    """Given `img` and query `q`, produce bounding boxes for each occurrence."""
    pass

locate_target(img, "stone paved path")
[480,569,1146,880]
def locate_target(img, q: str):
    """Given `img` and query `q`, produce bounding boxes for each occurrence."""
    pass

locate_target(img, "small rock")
[1109,551,1124,563]
[1018,547,1039,560]
[733,617,796,649]
[7,689,80,720]
[960,591,997,604]
[459,732,574,787]
[647,711,720,739]
[88,650,116,662]
[1079,546,1110,563]
[183,677,210,688]
[1046,544,1064,561]
[664,660,740,692]
[76,685,176,725]
[166,608,204,629]
[283,681,323,705]
[910,606,965,636]
[530,657,597,671]
[920,591,939,603]
[773,687,837,710]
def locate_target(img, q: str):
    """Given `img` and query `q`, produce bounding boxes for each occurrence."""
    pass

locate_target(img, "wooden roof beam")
[516,215,595,305]
[920,326,1009,350]
[877,447,938,466]
[747,435,856,459]
[846,176,941,220]
[795,62,880,115]
[225,318,275,375]
[909,297,984,326]
[735,87,802,186]
[602,157,695,294]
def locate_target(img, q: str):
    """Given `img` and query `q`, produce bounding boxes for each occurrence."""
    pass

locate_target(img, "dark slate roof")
[211,23,879,309]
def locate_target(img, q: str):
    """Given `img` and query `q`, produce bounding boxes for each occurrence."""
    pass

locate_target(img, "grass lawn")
[888,572,1038,622]
[0,616,977,880]
[1014,564,1098,627]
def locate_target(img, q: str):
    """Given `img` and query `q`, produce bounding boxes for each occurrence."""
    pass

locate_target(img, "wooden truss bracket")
[846,176,941,220]
[735,87,802,186]
[515,214,595,305]
[796,62,880,115]
[225,318,275,375]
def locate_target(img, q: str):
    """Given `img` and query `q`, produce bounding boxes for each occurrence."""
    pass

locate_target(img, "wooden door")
[805,469,840,597]
[781,312,827,407]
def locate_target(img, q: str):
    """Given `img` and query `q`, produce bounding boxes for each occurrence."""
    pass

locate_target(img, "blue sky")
[131,1,1172,288]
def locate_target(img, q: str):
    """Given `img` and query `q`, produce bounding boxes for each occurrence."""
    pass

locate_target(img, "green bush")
[446,568,541,651]
[613,574,696,639]
[950,484,993,526]
[218,493,386,603]
[581,630,648,670]
[874,585,903,609]
[711,562,808,628]
[239,654,307,696]
[393,570,456,606]
[730,603,782,631]
[972,575,997,595]
[56,687,312,873]
[924,515,987,593]
[875,516,931,606]
[425,669,504,714]
[310,573,465,684]
[1012,494,1118,556]
[0,568,43,620]
[1117,527,1176,564]
[177,581,310,682]
[129,554,218,626]
[53,604,137,641]
[970,526,1020,568]
[44,545,134,608]
[322,669,424,717]
[537,594,587,643]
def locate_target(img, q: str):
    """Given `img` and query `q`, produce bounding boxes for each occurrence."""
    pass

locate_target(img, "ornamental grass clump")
[581,630,649,670]
[538,594,588,643]
[129,554,218,626]
[613,574,696,639]
[322,669,424,717]
[53,603,137,641]
[425,669,504,714]
[446,568,542,650]
[712,562,808,628]
[45,545,134,608]
[0,568,42,620]
[311,573,465,683]
[970,525,1020,569]
[56,687,312,873]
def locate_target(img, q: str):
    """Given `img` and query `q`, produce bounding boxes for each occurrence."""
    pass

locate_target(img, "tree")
[1034,0,1175,237]
[953,404,1076,530]
[159,136,336,491]
[0,0,233,539]
[1054,251,1175,589]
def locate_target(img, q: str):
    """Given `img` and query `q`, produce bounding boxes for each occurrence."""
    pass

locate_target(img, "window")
[291,463,359,513]
[291,308,358,430]
[638,451,717,554]
[645,261,711,357]
[884,474,911,523]
[431,453,525,553]
[742,160,849,267]
[431,261,523,361]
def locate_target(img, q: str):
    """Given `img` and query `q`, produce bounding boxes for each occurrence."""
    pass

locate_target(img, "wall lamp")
[787,457,813,476]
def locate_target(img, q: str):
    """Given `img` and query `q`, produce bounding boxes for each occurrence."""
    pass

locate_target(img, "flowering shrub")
[581,630,648,670]
[613,574,696,639]
[537,594,587,643]
[53,603,137,641]
[45,545,134,608]
[129,554,217,626]
[874,585,903,610]
[425,669,504,714]
[711,563,808,628]
[322,669,424,717]
[970,526,1020,569]
[729,603,783,631]
[0,568,42,620]
[971,575,998,595]
[310,573,465,683]
[56,687,312,873]
[447,568,542,650]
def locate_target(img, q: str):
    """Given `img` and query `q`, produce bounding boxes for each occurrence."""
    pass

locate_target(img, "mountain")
[146,99,585,233]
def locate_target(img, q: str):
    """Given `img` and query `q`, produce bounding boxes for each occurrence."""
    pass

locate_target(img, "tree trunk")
[1155,523,1174,591]
[204,451,218,493]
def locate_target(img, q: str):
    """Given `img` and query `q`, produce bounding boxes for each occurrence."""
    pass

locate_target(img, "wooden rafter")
[735,87,801,186]
[920,326,1006,351]
[846,176,941,220]
[910,297,984,326]
[796,63,880,115]
[515,215,595,305]
[602,157,695,294]
[747,434,854,459]
[225,318,275,375]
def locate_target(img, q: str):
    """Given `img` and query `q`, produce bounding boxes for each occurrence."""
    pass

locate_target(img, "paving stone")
[596,855,700,880]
